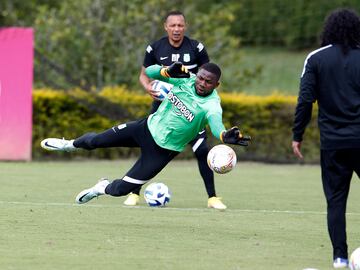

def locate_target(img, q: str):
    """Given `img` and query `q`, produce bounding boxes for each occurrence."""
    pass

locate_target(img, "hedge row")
[33,88,320,163]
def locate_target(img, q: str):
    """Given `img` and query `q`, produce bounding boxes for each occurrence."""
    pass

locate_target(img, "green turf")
[240,47,310,95]
[1,160,360,270]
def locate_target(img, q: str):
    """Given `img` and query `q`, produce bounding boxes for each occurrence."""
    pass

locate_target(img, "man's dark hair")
[321,8,360,53]
[200,63,222,81]
[164,11,185,22]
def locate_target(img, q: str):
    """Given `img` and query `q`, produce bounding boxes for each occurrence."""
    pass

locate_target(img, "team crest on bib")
[172,54,180,62]
[183,53,190,62]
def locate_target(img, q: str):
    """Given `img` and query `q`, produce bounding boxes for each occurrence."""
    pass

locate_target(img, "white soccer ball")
[144,182,171,207]
[151,80,173,100]
[207,144,237,174]
[350,247,360,270]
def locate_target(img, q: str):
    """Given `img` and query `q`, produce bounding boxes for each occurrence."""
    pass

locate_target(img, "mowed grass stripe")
[1,160,360,270]
[3,199,360,216]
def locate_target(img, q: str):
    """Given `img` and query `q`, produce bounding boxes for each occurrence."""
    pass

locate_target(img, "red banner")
[0,28,34,160]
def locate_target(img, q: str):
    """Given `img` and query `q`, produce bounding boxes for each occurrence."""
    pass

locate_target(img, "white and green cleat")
[41,138,76,152]
[75,178,110,204]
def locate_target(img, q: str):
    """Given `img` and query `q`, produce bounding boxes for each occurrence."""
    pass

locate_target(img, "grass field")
[1,160,360,270]
[240,47,310,95]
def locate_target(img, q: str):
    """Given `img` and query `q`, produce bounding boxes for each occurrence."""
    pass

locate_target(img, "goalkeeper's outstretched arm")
[208,114,251,147]
[145,62,190,82]
[145,64,169,81]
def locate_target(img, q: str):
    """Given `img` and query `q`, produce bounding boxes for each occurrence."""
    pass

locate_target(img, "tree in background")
[2,0,359,91]
[230,0,360,49]
[1,0,258,92]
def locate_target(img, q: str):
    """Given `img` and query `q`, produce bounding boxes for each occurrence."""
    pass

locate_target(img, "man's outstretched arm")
[208,114,251,147]
[145,62,190,81]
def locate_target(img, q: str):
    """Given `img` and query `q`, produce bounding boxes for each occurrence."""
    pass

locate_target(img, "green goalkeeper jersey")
[146,65,225,152]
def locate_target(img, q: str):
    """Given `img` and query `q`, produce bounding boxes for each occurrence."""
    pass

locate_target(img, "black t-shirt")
[143,36,209,74]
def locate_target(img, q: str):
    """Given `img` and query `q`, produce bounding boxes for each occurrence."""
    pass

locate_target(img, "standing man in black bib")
[123,11,227,210]
[292,8,360,269]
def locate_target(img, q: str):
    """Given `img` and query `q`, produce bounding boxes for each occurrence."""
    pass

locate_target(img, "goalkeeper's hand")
[220,126,251,146]
[160,62,190,78]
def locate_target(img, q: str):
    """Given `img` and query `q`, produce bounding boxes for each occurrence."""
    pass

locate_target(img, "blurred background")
[1,0,359,162]
[2,0,359,94]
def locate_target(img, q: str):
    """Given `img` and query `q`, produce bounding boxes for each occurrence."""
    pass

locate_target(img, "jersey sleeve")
[206,98,225,140]
[143,44,157,68]
[207,113,225,140]
[145,64,187,86]
[292,54,317,142]
[194,41,210,67]
[145,65,169,80]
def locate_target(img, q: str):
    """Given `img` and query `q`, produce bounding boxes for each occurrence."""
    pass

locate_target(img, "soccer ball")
[207,144,237,174]
[350,247,360,270]
[144,182,171,207]
[151,80,173,100]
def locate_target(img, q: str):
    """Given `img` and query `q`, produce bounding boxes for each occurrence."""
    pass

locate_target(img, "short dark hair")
[200,63,222,81]
[321,8,360,53]
[164,11,186,23]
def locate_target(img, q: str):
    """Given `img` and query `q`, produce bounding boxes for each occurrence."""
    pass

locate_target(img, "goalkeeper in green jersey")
[40,62,251,205]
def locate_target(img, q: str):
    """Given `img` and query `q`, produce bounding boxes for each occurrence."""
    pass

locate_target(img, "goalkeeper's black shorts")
[74,118,180,183]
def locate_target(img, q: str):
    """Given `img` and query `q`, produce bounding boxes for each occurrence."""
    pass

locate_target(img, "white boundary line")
[1,200,360,216]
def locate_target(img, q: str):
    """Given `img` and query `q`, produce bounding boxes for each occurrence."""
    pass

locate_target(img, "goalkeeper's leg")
[74,121,141,150]
[75,124,179,204]
[190,131,227,210]
[191,131,216,197]
[106,144,178,197]
[122,100,162,206]
[41,120,141,152]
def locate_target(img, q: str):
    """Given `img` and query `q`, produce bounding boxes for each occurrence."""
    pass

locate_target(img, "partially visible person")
[127,10,225,210]
[139,11,209,109]
[40,62,251,209]
[292,8,360,269]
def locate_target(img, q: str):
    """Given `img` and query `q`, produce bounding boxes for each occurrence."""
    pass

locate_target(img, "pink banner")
[0,28,34,160]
